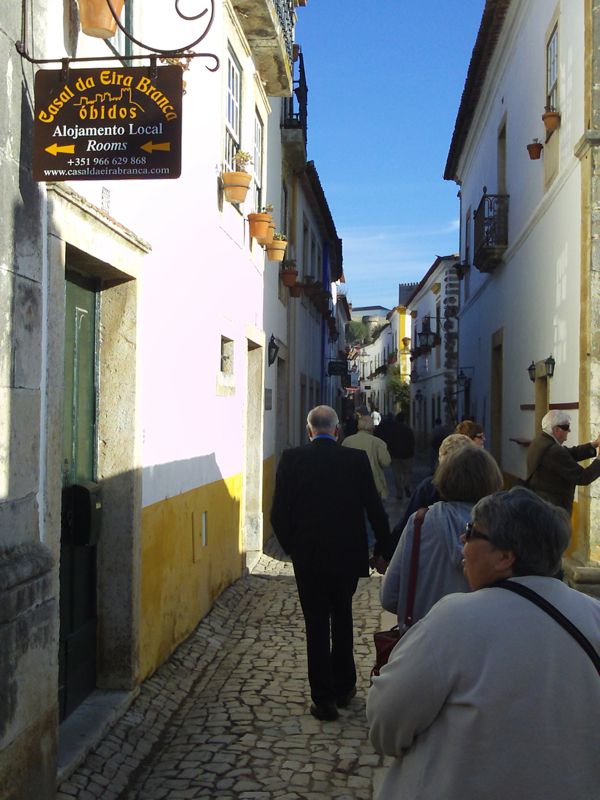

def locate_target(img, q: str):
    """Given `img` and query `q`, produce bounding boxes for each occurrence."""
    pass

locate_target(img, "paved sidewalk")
[57,454,431,800]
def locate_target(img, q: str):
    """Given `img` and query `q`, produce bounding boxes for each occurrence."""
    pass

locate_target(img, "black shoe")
[310,702,339,721]
[336,687,357,708]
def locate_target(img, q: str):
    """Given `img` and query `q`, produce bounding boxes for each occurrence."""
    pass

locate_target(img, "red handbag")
[371,507,428,678]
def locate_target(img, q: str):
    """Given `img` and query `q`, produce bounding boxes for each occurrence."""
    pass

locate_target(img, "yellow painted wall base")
[140,474,243,679]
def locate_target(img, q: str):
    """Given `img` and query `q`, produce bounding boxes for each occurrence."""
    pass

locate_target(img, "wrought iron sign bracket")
[16,0,220,72]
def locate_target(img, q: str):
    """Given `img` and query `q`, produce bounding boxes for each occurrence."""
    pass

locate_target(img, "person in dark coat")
[527,410,600,513]
[270,405,393,722]
[429,418,454,469]
[376,412,415,498]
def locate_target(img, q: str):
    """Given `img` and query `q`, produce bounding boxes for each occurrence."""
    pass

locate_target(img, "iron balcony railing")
[274,0,295,64]
[473,192,509,273]
[282,51,307,143]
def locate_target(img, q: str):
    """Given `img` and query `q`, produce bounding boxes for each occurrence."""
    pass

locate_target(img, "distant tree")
[346,320,369,345]
[387,366,410,414]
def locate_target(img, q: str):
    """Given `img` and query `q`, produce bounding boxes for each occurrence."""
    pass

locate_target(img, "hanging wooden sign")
[33,65,183,181]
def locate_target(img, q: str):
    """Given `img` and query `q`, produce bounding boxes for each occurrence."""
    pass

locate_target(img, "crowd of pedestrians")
[270,404,600,798]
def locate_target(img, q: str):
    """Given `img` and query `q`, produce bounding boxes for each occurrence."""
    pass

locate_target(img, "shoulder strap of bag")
[494,580,600,675]
[524,441,553,484]
[404,507,428,627]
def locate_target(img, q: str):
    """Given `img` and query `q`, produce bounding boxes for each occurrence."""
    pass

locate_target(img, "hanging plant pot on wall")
[279,266,298,287]
[542,107,561,132]
[79,0,125,38]
[266,236,287,262]
[289,283,302,298]
[260,221,275,247]
[221,171,252,204]
[527,139,543,160]
[247,212,272,241]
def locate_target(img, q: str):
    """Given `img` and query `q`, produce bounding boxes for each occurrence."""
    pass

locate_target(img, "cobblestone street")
[55,464,421,800]
[57,541,396,800]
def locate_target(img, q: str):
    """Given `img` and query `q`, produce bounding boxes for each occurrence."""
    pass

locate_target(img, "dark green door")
[59,274,98,721]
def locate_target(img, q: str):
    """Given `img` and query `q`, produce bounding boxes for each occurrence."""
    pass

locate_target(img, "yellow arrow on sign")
[141,141,171,154]
[45,143,76,156]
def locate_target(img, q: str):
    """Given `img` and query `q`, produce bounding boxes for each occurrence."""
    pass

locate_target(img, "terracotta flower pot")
[527,141,543,160]
[248,212,272,241]
[542,110,561,132]
[266,241,287,262]
[221,171,252,204]
[289,283,302,298]
[280,268,298,288]
[260,222,275,247]
[79,0,125,38]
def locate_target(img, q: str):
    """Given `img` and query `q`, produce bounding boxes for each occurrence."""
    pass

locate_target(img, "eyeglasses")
[474,433,485,439]
[464,522,490,542]
[556,424,570,432]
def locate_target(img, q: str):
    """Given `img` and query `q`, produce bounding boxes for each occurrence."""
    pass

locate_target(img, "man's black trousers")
[294,569,359,705]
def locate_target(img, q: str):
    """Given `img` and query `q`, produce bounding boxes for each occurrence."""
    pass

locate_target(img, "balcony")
[281,51,307,168]
[473,192,509,273]
[233,0,295,96]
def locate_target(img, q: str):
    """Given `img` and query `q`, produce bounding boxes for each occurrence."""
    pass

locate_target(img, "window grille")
[546,25,558,111]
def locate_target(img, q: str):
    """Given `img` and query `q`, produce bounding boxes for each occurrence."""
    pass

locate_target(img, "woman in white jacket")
[368,488,600,800]
[381,445,503,626]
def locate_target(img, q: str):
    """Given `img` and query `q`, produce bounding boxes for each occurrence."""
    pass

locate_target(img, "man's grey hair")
[307,405,339,434]
[472,487,571,577]
[357,415,374,432]
[542,409,571,434]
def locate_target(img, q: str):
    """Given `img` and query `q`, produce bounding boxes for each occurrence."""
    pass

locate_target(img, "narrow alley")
[56,482,414,800]
[57,545,387,800]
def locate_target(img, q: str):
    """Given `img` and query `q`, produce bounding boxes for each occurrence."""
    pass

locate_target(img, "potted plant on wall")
[266,233,288,262]
[248,204,273,243]
[526,138,544,160]
[289,282,303,298]
[221,151,253,204]
[279,260,298,287]
[78,0,125,38]
[542,105,561,132]
[303,275,318,297]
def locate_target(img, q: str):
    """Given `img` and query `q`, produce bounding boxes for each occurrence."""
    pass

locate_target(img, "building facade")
[444,0,600,592]
[0,1,347,796]
[407,255,460,442]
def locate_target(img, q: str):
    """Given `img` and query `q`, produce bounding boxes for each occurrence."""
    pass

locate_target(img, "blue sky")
[297,1,486,309]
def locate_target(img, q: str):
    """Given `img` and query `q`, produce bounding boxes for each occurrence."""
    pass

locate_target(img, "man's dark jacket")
[527,432,600,512]
[376,419,415,459]
[270,438,392,576]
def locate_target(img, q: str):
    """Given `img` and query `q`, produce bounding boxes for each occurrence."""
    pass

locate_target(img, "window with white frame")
[546,25,558,111]
[225,51,242,170]
[253,111,264,211]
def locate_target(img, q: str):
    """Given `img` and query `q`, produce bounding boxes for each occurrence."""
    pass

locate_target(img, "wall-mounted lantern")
[267,335,280,366]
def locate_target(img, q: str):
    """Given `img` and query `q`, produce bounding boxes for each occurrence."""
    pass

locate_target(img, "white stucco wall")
[454,0,584,479]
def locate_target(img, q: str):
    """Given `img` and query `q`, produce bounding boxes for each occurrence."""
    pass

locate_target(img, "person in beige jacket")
[342,415,391,498]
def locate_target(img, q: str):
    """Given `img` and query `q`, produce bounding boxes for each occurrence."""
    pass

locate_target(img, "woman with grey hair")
[368,488,600,800]
[381,445,502,626]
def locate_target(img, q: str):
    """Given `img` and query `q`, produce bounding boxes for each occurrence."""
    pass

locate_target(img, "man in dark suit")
[271,405,392,722]
[527,410,600,512]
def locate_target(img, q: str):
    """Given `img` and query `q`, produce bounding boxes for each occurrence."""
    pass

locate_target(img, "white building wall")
[455,0,584,478]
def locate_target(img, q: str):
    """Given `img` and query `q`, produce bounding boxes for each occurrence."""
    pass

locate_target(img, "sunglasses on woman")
[464,521,490,542]
[556,424,570,432]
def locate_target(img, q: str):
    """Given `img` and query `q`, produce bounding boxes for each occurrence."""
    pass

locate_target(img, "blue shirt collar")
[312,433,337,442]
